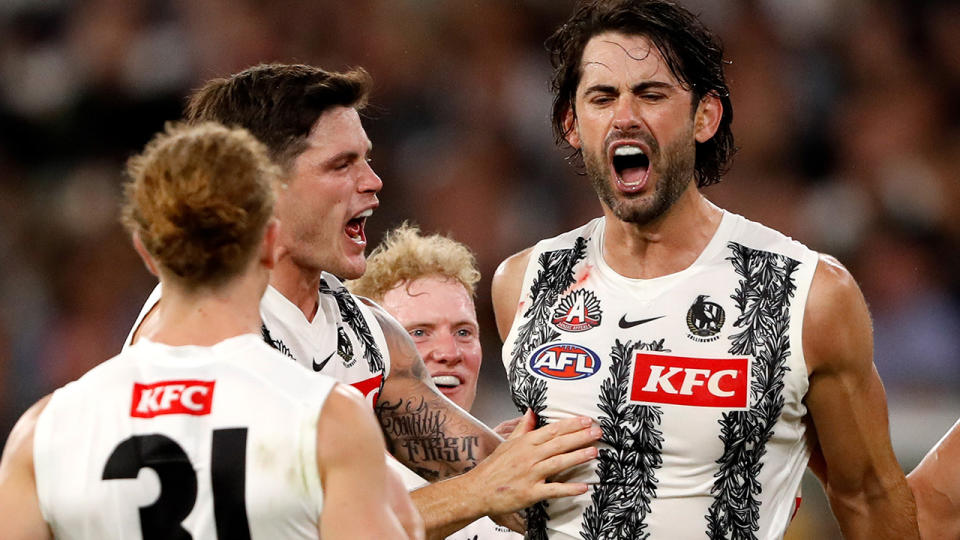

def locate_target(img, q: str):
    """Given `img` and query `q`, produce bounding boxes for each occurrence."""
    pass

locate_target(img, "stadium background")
[1,0,959,537]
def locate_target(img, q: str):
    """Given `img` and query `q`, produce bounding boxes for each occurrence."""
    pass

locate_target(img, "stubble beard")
[584,128,697,226]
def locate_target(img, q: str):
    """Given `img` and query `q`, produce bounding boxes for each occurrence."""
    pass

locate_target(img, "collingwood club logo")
[336,326,356,367]
[686,294,725,342]
[552,289,602,332]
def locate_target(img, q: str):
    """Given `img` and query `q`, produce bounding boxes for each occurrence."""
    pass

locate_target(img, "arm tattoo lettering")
[376,397,481,479]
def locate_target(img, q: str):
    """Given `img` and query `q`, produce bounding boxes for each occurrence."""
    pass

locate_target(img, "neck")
[601,186,723,279]
[141,273,265,347]
[270,255,322,321]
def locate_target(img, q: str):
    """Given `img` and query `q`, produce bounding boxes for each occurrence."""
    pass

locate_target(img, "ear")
[132,233,160,277]
[563,105,581,149]
[258,217,280,270]
[694,93,722,143]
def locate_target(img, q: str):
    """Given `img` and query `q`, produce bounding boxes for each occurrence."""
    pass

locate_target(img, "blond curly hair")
[346,223,480,302]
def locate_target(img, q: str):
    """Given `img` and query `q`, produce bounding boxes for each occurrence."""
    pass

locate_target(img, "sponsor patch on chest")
[131,380,216,418]
[551,290,602,332]
[528,343,602,380]
[629,352,750,409]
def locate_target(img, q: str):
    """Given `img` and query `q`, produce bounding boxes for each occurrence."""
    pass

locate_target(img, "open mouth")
[345,209,372,245]
[612,145,649,188]
[432,374,462,389]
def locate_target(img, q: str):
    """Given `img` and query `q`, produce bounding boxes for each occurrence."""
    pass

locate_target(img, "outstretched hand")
[468,409,600,519]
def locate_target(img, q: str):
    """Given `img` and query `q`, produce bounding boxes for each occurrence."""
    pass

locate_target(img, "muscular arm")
[802,255,918,539]
[908,418,960,540]
[0,396,53,540]
[317,384,422,539]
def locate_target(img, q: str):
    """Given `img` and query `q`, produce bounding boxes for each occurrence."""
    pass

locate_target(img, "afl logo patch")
[686,295,725,342]
[529,343,602,380]
[551,290,602,332]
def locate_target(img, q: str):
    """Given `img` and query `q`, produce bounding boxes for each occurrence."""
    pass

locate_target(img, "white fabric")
[126,272,390,406]
[34,334,336,540]
[501,212,819,540]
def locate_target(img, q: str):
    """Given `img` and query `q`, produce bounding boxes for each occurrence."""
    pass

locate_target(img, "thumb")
[508,408,536,440]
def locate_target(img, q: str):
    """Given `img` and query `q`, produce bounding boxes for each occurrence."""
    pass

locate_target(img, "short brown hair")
[346,223,481,302]
[185,63,372,171]
[121,122,280,288]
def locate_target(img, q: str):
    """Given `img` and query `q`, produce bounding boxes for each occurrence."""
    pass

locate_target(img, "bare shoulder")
[1,395,52,462]
[492,246,535,340]
[357,296,406,343]
[316,384,383,464]
[358,296,422,377]
[803,253,872,375]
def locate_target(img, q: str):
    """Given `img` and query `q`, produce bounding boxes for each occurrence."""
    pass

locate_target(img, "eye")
[455,327,476,339]
[590,95,615,106]
[409,328,426,338]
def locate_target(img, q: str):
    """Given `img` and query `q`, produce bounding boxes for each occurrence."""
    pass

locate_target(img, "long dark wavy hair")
[547,0,736,187]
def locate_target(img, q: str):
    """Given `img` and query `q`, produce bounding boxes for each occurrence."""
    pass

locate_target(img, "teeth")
[356,209,373,219]
[432,375,461,387]
[614,145,644,156]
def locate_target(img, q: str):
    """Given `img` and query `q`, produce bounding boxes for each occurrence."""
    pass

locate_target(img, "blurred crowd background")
[1,0,959,536]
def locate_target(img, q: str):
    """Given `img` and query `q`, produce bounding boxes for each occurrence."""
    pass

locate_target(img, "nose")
[612,95,641,132]
[359,161,383,194]
[427,333,462,366]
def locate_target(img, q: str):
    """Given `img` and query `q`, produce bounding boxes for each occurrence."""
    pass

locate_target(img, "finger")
[494,416,524,438]
[534,425,602,459]
[507,408,536,440]
[534,480,591,501]
[525,416,597,446]
[533,445,599,479]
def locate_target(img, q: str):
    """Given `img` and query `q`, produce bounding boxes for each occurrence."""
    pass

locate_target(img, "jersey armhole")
[791,251,821,396]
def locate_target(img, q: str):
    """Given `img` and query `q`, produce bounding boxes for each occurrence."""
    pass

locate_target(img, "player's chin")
[339,257,367,280]
[335,243,367,279]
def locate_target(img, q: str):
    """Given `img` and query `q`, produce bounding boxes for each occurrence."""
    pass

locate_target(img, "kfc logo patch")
[529,343,601,380]
[552,290,602,332]
[629,352,749,409]
[131,380,215,418]
[351,374,384,408]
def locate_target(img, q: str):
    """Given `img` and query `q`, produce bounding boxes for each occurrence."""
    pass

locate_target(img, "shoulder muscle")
[492,247,534,341]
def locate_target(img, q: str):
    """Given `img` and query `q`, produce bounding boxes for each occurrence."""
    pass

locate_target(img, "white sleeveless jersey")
[34,334,336,540]
[127,272,390,408]
[501,212,819,540]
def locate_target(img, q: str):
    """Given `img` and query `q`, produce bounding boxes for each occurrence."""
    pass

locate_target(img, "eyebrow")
[324,145,372,166]
[583,81,676,95]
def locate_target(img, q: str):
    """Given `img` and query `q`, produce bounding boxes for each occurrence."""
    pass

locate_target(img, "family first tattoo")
[377,397,480,478]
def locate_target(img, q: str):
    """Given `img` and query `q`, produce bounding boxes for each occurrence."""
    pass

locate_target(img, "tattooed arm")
[371,303,499,480]
[365,302,601,539]
[803,255,919,539]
